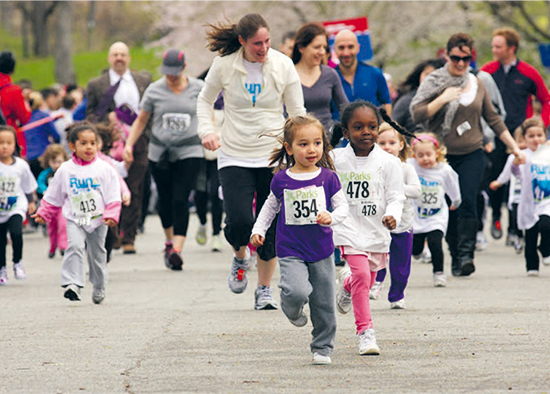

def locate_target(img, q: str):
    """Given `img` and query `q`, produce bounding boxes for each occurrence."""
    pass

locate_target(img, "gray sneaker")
[336,266,352,314]
[254,285,278,310]
[228,257,248,294]
[92,287,105,304]
[288,307,308,327]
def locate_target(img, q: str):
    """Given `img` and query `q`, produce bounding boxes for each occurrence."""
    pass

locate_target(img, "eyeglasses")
[449,55,472,63]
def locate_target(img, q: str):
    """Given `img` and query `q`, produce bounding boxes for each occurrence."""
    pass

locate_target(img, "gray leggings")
[61,220,108,289]
[278,255,336,356]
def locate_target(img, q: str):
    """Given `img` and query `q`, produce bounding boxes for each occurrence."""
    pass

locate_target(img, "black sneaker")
[168,251,183,271]
[63,284,81,301]
[491,220,503,239]
[48,251,55,259]
[163,243,173,269]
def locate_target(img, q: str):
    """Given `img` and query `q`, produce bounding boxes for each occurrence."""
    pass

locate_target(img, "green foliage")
[10,47,162,90]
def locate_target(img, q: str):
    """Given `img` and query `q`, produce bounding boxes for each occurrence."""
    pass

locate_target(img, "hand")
[202,134,221,151]
[122,193,131,206]
[450,205,458,211]
[382,216,396,230]
[489,181,501,191]
[123,145,134,165]
[103,218,117,227]
[31,213,46,225]
[439,86,462,104]
[316,211,332,226]
[250,234,264,247]
[513,150,526,165]
[28,201,37,214]
[484,142,494,153]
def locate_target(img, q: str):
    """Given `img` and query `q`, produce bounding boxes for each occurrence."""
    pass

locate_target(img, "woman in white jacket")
[332,101,406,356]
[197,13,306,310]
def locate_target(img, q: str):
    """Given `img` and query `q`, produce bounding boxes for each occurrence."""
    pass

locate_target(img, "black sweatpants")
[413,230,444,274]
[524,215,550,271]
[0,215,23,268]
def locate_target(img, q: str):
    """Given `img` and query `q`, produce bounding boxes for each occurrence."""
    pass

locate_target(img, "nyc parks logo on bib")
[284,186,326,225]
[339,171,379,216]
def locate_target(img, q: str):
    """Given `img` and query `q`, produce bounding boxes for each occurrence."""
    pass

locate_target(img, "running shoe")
[336,266,352,314]
[163,242,174,269]
[390,299,405,309]
[491,220,503,239]
[228,257,248,294]
[514,238,524,254]
[476,231,488,251]
[527,270,539,277]
[196,224,207,246]
[288,307,308,327]
[92,287,105,304]
[168,252,183,271]
[505,233,518,247]
[543,256,550,266]
[211,235,222,252]
[312,352,332,365]
[254,285,278,310]
[358,329,380,355]
[433,272,447,287]
[64,284,81,301]
[13,262,26,280]
[369,281,383,300]
[0,266,8,285]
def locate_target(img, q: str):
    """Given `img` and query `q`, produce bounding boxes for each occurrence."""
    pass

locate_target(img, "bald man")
[334,30,392,115]
[86,42,152,254]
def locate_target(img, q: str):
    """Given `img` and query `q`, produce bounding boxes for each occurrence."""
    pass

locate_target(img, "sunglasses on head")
[449,55,472,63]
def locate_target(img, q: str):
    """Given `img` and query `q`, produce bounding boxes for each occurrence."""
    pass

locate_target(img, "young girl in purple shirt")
[251,115,348,365]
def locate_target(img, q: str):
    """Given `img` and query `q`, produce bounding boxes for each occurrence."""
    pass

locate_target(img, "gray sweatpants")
[61,220,108,290]
[278,255,336,356]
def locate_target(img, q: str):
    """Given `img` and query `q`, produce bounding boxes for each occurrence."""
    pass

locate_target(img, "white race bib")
[339,171,380,216]
[418,181,443,218]
[0,176,20,212]
[531,145,550,205]
[284,186,326,225]
[162,113,191,134]
[70,190,103,226]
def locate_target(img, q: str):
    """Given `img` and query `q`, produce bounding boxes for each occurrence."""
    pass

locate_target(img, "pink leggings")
[342,253,377,334]
[47,210,67,254]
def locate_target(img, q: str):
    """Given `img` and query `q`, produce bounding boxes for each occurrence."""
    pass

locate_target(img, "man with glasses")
[481,28,550,244]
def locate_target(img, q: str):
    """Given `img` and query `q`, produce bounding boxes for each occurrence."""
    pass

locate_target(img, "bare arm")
[122,110,151,164]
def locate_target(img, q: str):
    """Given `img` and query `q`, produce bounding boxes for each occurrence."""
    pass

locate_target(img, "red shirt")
[0,73,31,156]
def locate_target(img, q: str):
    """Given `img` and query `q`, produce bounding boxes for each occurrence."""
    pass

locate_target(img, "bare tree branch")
[514,1,550,41]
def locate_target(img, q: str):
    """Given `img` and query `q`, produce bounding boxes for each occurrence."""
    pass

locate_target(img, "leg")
[487,139,507,226]
[524,222,540,272]
[537,215,550,258]
[412,232,427,257]
[207,159,223,236]
[61,221,87,287]
[150,161,174,238]
[7,215,23,264]
[47,215,59,254]
[57,212,68,251]
[342,253,375,334]
[254,168,277,288]
[427,230,444,274]
[86,224,109,290]
[0,221,8,269]
[278,256,311,321]
[120,134,148,248]
[194,159,208,227]
[387,231,413,303]
[308,256,337,356]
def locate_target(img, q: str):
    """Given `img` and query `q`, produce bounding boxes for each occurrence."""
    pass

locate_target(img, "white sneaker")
[527,270,540,277]
[0,266,8,285]
[476,231,488,251]
[543,256,550,266]
[514,238,524,254]
[13,262,26,280]
[358,329,380,355]
[195,224,207,245]
[92,287,105,304]
[312,352,332,365]
[63,284,81,301]
[421,246,432,263]
[390,299,405,309]
[433,272,447,287]
[336,266,352,314]
[254,285,278,310]
[369,281,383,300]
[211,235,222,252]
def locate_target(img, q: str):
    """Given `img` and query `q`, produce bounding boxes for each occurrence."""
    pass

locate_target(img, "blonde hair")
[266,115,335,173]
[412,132,447,163]
[28,91,44,111]
[520,116,546,137]
[378,122,410,162]
[39,144,69,169]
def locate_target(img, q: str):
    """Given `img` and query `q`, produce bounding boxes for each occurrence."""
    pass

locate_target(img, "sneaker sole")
[460,262,475,276]
[255,302,278,310]
[359,347,380,356]
[64,288,81,301]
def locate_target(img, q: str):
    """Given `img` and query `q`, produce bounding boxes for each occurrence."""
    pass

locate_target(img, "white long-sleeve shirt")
[495,153,522,209]
[394,161,421,234]
[332,144,405,253]
[197,48,305,164]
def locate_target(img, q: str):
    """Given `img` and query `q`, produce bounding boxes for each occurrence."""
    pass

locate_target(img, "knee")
[281,286,309,307]
[350,269,370,287]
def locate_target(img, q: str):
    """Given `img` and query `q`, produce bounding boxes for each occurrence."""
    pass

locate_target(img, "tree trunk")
[31,1,50,57]
[21,13,30,58]
[87,1,97,51]
[54,1,75,85]
[0,2,13,33]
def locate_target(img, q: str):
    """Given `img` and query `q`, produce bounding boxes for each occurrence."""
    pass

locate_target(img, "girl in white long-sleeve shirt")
[332,102,406,356]
[370,120,421,309]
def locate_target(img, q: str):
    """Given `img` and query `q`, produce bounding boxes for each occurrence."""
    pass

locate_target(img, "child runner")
[409,133,461,286]
[250,115,348,365]
[32,122,121,303]
[37,144,69,258]
[332,101,406,356]
[510,118,550,275]
[489,127,527,254]
[370,116,421,309]
[0,126,37,285]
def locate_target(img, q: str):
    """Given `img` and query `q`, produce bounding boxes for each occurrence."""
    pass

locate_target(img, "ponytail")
[379,107,418,141]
